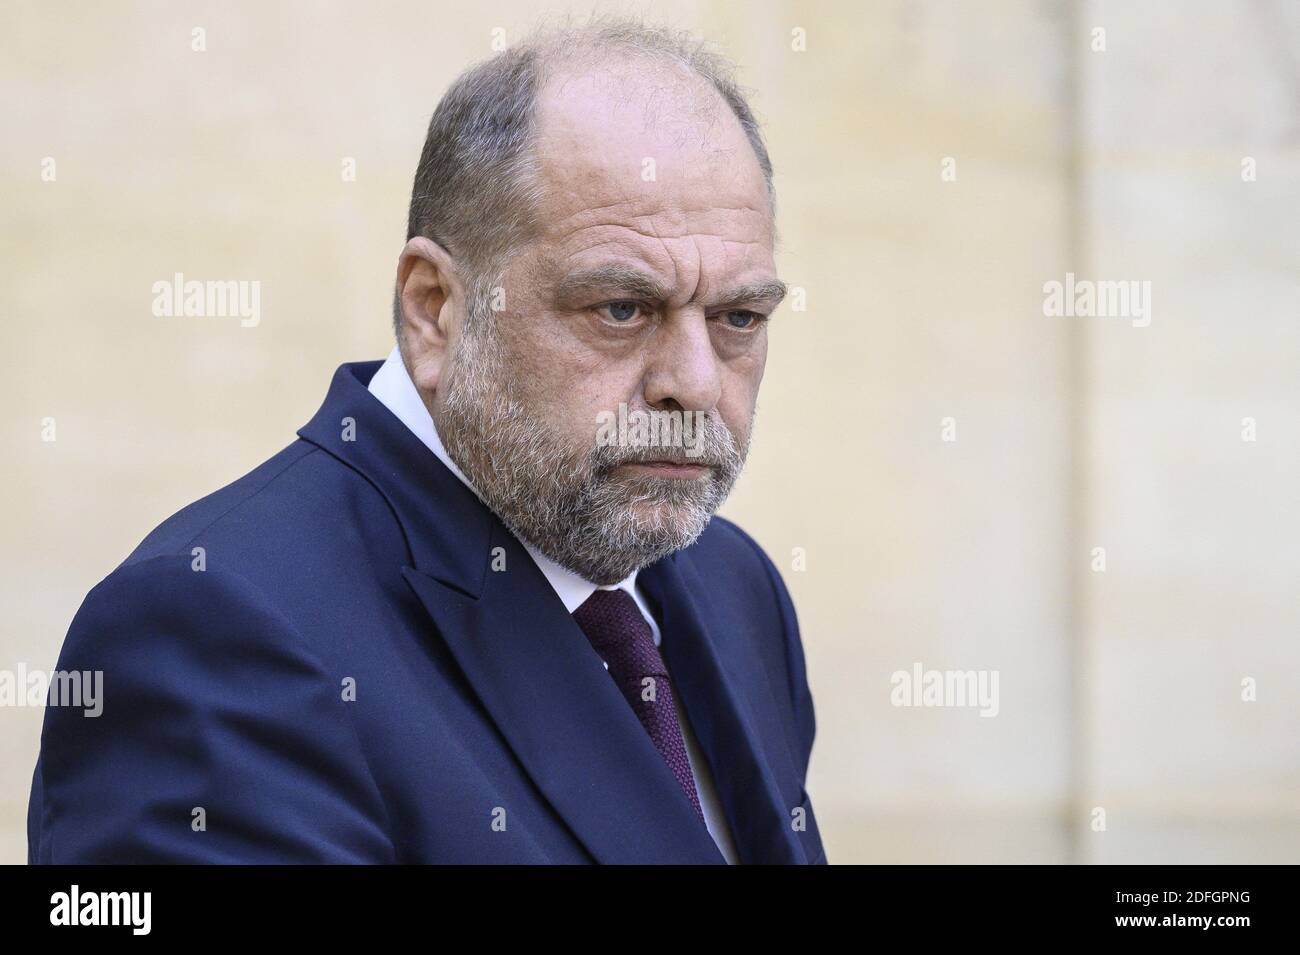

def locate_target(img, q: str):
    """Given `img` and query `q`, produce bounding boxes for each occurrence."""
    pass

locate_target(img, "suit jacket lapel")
[640,551,811,864]
[402,525,725,865]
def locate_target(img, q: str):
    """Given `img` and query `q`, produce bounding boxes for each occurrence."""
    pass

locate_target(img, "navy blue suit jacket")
[28,360,824,864]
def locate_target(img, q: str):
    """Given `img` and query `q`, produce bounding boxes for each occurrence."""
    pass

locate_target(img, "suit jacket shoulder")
[29,440,402,863]
[29,550,396,863]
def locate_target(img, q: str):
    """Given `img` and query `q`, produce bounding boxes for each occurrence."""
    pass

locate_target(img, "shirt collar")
[366,346,640,613]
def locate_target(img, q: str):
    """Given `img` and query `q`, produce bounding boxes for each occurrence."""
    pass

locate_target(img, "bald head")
[395,16,775,335]
[533,59,769,231]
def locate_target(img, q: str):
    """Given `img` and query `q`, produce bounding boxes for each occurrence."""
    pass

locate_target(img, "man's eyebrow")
[553,265,671,303]
[709,279,788,311]
[553,265,788,311]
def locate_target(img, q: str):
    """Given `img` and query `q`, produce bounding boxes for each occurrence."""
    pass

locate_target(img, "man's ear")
[394,237,464,396]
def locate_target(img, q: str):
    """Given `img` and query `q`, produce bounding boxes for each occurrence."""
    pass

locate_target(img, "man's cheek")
[718,395,755,437]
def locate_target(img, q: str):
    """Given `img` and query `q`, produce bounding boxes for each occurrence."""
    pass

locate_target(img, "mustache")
[589,422,741,472]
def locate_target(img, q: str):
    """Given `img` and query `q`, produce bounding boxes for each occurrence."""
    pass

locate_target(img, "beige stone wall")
[1,0,1295,863]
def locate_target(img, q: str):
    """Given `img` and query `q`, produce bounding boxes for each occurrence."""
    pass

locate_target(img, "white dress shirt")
[368,346,739,863]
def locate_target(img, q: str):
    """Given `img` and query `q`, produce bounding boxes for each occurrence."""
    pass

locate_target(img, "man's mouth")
[615,459,711,479]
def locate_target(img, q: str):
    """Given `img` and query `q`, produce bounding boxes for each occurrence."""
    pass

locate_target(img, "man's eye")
[722,310,764,329]
[600,301,642,323]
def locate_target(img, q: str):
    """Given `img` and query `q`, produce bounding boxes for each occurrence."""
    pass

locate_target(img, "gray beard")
[433,303,750,586]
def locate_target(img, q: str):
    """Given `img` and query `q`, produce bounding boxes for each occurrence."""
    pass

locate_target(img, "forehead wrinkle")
[540,220,775,302]
[548,217,772,260]
[552,235,677,277]
[546,201,769,236]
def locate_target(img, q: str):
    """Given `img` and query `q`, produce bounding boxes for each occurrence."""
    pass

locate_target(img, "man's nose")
[641,311,722,413]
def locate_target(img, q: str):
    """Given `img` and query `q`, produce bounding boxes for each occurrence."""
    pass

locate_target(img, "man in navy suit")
[28,19,825,864]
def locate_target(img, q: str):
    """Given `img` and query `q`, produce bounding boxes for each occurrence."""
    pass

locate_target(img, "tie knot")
[572,588,660,669]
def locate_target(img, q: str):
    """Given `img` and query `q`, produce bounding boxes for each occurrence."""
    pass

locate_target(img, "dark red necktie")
[572,588,705,821]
